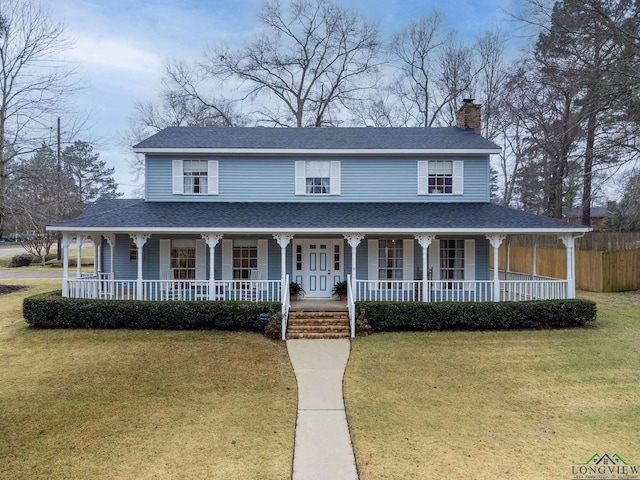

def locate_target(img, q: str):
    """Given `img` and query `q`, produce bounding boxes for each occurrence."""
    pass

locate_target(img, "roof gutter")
[132,147,503,156]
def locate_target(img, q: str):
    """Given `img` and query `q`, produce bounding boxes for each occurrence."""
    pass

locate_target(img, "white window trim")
[172,159,218,195]
[295,160,341,196]
[417,160,464,195]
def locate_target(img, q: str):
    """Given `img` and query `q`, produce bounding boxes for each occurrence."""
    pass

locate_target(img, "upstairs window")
[295,161,341,195]
[428,161,453,193]
[417,160,463,195]
[183,160,208,194]
[172,159,218,195]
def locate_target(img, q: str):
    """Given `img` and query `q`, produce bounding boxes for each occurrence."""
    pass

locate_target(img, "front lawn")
[0,280,297,479]
[345,291,640,479]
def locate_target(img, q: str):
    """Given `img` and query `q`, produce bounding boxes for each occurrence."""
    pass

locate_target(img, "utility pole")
[57,117,62,260]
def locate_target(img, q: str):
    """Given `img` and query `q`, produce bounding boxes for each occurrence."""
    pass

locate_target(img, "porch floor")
[289,300,347,311]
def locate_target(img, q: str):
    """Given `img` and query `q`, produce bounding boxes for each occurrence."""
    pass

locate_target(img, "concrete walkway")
[287,338,358,480]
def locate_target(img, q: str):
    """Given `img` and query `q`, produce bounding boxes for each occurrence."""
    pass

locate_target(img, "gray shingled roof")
[133,126,501,151]
[50,199,586,232]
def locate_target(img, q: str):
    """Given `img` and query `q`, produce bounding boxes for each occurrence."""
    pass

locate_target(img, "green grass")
[0,280,297,479]
[0,246,94,268]
[345,290,640,479]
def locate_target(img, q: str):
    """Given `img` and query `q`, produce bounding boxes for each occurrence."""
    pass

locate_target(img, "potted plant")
[289,281,305,301]
[332,280,348,301]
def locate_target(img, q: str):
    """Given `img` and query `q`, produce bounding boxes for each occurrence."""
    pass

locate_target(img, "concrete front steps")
[287,310,351,339]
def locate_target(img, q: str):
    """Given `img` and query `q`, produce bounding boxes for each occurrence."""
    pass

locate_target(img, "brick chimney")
[456,99,482,134]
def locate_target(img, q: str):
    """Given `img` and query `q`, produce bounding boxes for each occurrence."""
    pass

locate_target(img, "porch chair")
[249,268,263,301]
[160,267,176,300]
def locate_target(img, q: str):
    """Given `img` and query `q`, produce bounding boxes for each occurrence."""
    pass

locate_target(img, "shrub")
[23,291,282,336]
[355,300,597,332]
[263,314,283,340]
[8,253,36,267]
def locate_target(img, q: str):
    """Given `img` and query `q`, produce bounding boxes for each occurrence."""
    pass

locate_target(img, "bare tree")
[203,0,381,127]
[124,61,245,187]
[389,11,446,127]
[0,0,77,238]
[8,144,80,264]
[503,57,584,217]
[512,0,640,225]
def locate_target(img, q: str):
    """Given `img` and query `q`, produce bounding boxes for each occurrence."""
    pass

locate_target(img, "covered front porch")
[60,230,582,338]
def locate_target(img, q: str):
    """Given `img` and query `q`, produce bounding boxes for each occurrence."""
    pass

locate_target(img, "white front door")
[292,239,343,299]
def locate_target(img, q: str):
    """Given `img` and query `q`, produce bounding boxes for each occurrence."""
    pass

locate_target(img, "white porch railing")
[499,270,558,281]
[65,274,567,305]
[67,278,283,302]
[354,278,568,302]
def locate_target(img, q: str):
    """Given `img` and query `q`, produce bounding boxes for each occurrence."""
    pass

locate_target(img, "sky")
[42,0,521,197]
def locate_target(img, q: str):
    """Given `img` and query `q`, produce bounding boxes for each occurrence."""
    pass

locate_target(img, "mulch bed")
[0,285,27,295]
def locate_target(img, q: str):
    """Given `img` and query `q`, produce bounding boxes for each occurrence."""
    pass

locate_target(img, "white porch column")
[344,235,364,293]
[103,234,116,278]
[76,235,84,277]
[486,235,506,302]
[62,233,72,297]
[560,235,576,298]
[273,235,294,280]
[93,235,101,275]
[505,237,511,273]
[130,234,151,300]
[202,234,223,300]
[415,235,435,302]
[531,236,537,278]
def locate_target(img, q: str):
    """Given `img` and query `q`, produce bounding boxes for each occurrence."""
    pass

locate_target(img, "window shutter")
[453,160,464,195]
[222,239,233,280]
[172,160,183,194]
[258,239,268,280]
[195,240,206,280]
[417,161,428,195]
[160,239,171,277]
[330,161,341,195]
[429,239,440,291]
[208,160,218,195]
[403,239,414,285]
[368,239,378,291]
[295,161,305,195]
[464,239,475,290]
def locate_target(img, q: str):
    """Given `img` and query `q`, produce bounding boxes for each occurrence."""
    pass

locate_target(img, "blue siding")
[106,234,489,282]
[145,155,490,203]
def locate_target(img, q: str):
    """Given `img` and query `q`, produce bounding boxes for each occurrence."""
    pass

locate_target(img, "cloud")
[66,32,164,75]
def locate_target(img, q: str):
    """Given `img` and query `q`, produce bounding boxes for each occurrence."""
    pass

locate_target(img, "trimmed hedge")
[355,299,597,332]
[23,291,281,335]
[6,253,56,267]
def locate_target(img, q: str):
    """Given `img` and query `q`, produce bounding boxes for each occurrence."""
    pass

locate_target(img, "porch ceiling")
[48,199,589,235]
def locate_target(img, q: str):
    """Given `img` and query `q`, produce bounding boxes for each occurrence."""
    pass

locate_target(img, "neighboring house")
[565,202,615,230]
[49,100,589,337]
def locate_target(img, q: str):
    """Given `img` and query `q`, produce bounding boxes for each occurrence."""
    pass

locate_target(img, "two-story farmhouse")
[50,101,589,338]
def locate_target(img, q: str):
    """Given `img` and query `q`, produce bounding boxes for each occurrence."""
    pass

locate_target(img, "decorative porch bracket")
[61,233,73,297]
[130,234,151,300]
[486,235,506,302]
[560,235,576,298]
[344,235,364,292]
[201,234,223,300]
[415,235,436,302]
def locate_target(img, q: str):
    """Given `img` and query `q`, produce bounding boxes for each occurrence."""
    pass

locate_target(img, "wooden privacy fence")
[492,243,640,292]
